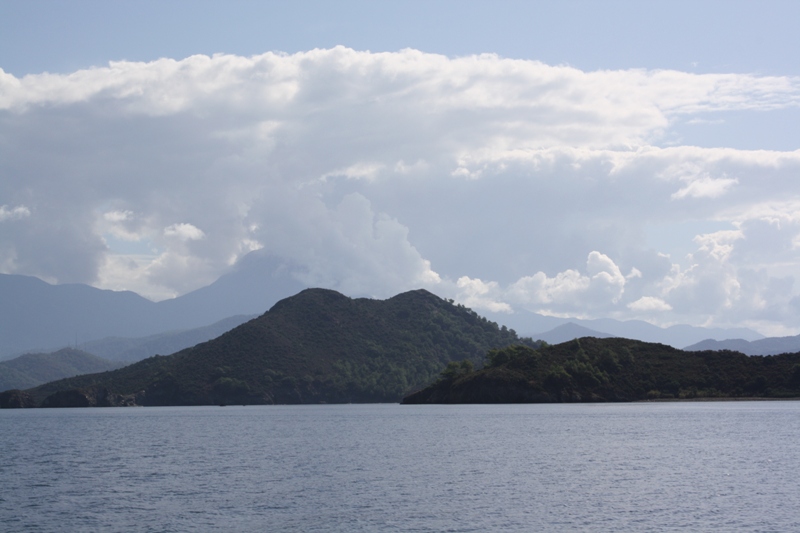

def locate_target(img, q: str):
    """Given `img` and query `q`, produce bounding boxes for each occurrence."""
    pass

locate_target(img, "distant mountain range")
[482,310,764,349]
[684,335,800,356]
[528,321,800,356]
[0,251,303,359]
[0,248,784,361]
[81,315,257,363]
[531,323,614,345]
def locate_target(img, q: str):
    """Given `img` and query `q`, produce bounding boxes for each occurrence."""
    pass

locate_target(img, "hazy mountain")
[482,309,764,349]
[1,246,766,360]
[578,318,764,348]
[684,334,800,356]
[81,314,257,363]
[0,274,154,358]
[153,251,306,322]
[534,323,614,345]
[0,348,122,391]
[0,251,305,359]
[18,289,526,407]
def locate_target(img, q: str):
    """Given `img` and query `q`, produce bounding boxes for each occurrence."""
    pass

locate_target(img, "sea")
[1,401,798,532]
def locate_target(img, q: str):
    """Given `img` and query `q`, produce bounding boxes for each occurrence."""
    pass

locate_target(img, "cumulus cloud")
[2,48,800,331]
[456,276,511,313]
[503,252,627,315]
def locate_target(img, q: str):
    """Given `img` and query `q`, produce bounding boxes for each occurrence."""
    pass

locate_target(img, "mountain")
[403,338,800,404]
[9,289,526,407]
[685,334,800,356]
[481,309,764,348]
[153,251,306,322]
[0,274,154,358]
[1,246,768,361]
[581,319,764,348]
[81,314,257,363]
[2,246,766,360]
[0,348,122,391]
[534,322,614,345]
[0,250,305,359]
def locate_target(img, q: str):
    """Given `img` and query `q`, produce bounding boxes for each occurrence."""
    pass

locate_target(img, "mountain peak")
[20,288,525,406]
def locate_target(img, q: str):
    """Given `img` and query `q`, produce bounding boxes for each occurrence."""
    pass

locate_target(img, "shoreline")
[637,396,800,402]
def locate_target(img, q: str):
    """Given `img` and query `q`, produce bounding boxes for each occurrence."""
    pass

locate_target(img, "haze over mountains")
[0,348,121,392]
[518,316,764,349]
[1,249,777,362]
[684,336,800,356]
[0,252,303,359]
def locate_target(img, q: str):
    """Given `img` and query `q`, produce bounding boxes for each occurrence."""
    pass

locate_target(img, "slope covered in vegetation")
[403,337,800,404]
[10,289,526,407]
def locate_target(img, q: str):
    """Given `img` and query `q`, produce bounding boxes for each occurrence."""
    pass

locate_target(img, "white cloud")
[672,176,739,199]
[628,296,673,312]
[506,252,626,314]
[627,267,643,279]
[103,210,132,223]
[2,49,800,332]
[98,210,144,242]
[456,276,511,313]
[322,162,385,182]
[0,205,30,221]
[693,230,743,262]
[297,193,442,297]
[164,223,205,241]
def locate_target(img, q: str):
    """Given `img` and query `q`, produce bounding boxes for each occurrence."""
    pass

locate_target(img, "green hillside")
[403,337,800,404]
[0,348,121,391]
[11,288,526,407]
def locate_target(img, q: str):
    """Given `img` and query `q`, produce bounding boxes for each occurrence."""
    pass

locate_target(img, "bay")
[1,402,798,532]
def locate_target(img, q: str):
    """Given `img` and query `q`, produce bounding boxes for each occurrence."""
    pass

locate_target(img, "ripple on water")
[1,402,799,532]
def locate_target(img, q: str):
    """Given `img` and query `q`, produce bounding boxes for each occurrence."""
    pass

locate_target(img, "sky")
[2,1,800,335]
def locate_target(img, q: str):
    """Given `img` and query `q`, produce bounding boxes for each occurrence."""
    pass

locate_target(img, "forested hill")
[402,337,800,404]
[5,288,525,407]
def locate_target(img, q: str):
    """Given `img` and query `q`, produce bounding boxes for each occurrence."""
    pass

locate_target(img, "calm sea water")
[1,402,799,532]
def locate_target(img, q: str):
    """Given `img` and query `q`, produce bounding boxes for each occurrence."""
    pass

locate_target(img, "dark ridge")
[403,337,800,404]
[12,288,527,407]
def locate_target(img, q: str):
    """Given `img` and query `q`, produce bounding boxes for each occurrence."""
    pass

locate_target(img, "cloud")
[671,176,739,199]
[628,297,673,312]
[164,223,206,241]
[502,252,626,315]
[322,162,385,182]
[2,48,800,332]
[456,276,512,313]
[0,204,30,221]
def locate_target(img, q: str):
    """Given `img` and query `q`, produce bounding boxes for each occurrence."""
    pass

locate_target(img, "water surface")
[1,402,798,532]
